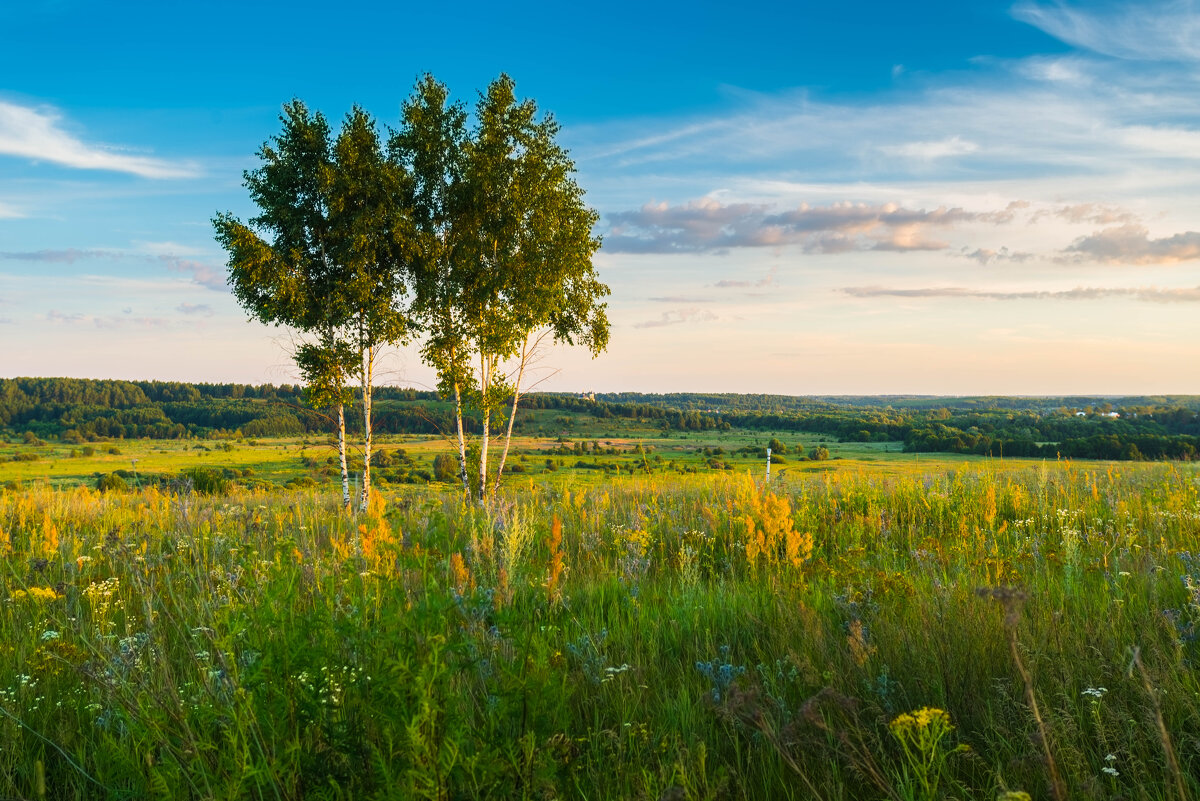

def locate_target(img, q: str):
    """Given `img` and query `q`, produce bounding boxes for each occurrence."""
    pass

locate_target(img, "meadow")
[1,445,1198,800]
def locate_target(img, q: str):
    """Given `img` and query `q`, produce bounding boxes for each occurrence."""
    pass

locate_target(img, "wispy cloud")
[632,308,720,329]
[0,248,120,262]
[1012,1,1200,62]
[45,309,171,328]
[1063,224,1200,264]
[841,284,1200,303]
[0,101,199,179]
[879,136,979,161]
[162,257,226,291]
[714,267,777,289]
[1,246,227,290]
[1037,203,1138,225]
[176,303,214,316]
[960,247,1035,265]
[647,296,714,303]
[573,5,1200,198]
[605,198,1013,254]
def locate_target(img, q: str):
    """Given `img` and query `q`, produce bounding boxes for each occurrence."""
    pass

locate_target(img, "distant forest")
[3,377,1200,461]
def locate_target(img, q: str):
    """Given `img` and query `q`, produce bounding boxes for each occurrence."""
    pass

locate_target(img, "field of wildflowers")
[1,460,1198,799]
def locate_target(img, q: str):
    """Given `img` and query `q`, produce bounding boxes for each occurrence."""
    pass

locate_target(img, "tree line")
[7,376,1199,463]
[214,75,609,509]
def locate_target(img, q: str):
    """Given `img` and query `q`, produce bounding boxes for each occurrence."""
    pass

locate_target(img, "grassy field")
[1,450,1198,799]
[0,430,1004,493]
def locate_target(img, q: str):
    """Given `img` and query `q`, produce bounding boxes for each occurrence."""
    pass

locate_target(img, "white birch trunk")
[359,345,374,512]
[492,335,528,495]
[337,402,351,511]
[477,351,490,502]
[452,379,471,498]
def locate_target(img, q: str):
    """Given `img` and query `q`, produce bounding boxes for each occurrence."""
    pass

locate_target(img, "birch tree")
[215,102,414,512]
[213,101,356,509]
[463,76,609,499]
[390,76,474,495]
[395,75,609,502]
[326,107,414,510]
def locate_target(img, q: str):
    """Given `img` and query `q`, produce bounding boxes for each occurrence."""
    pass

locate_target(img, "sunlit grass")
[0,461,1198,798]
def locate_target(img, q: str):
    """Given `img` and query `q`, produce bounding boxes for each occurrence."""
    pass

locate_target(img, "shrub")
[96,472,128,492]
[433,453,458,483]
[182,467,228,495]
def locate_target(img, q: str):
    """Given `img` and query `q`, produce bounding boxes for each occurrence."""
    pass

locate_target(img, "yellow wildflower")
[10,587,62,603]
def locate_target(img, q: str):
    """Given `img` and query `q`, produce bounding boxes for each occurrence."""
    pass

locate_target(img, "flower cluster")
[9,586,62,603]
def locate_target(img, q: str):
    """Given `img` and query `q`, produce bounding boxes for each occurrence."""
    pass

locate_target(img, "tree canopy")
[215,75,611,505]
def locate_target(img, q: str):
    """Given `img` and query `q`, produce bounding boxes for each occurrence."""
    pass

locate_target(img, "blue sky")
[3,0,1199,393]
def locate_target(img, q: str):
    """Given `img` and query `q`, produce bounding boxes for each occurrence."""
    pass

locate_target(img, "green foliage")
[432,453,457,483]
[394,74,610,498]
[181,466,228,494]
[95,472,127,492]
[8,378,1200,465]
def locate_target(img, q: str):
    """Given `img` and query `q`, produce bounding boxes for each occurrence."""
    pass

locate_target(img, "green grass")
[0,429,1043,494]
[1,460,1198,799]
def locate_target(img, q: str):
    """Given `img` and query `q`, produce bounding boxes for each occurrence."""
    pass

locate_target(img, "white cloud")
[0,100,199,179]
[604,198,1013,254]
[841,284,1200,302]
[45,309,171,329]
[163,257,226,291]
[1012,1,1200,62]
[1063,224,1200,264]
[176,303,214,316]
[960,247,1035,265]
[879,136,979,161]
[0,246,227,290]
[632,308,720,329]
[135,240,211,258]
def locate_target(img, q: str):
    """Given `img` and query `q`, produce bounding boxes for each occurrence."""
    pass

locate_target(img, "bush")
[433,453,458,483]
[809,445,830,461]
[96,472,128,492]
[286,476,317,488]
[182,467,228,495]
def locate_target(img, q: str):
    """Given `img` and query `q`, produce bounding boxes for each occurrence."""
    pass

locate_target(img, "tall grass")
[0,462,1197,799]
